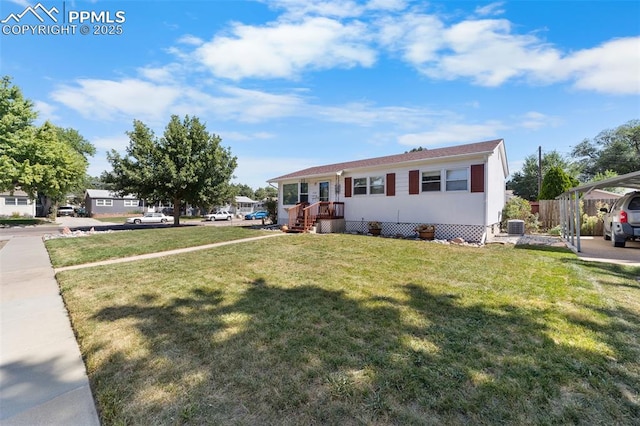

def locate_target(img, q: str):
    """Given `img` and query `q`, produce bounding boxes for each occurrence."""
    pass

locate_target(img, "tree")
[106,115,237,225]
[507,150,575,200]
[405,146,427,153]
[538,166,578,200]
[231,183,255,198]
[254,186,277,200]
[571,120,640,181]
[0,77,91,216]
[0,76,37,191]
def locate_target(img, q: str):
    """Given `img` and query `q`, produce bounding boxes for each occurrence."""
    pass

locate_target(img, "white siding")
[275,143,507,229]
[342,159,486,225]
[0,196,36,217]
[486,145,507,225]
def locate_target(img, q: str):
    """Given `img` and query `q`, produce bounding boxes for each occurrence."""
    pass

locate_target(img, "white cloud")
[559,37,640,95]
[33,100,58,122]
[194,17,376,80]
[475,2,506,17]
[517,111,562,130]
[376,11,638,95]
[51,79,181,122]
[397,121,506,146]
[419,19,561,86]
[177,34,204,46]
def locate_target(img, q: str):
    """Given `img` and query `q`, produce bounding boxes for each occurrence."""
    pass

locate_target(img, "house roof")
[235,196,256,204]
[85,189,138,199]
[269,139,505,182]
[1,189,29,197]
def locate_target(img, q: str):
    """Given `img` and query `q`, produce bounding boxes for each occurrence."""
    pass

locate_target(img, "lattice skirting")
[344,221,488,243]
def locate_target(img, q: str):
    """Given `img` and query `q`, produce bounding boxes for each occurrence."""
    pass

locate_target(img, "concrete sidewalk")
[0,236,100,425]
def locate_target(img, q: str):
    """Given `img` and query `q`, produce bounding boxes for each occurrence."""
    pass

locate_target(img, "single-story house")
[233,196,258,215]
[268,139,509,243]
[0,189,36,217]
[84,189,143,216]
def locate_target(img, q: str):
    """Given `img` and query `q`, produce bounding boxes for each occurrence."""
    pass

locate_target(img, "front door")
[319,181,329,202]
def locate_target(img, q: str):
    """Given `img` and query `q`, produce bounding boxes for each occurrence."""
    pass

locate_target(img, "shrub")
[501,196,539,233]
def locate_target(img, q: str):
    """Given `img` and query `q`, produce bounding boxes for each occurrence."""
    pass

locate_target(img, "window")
[353,177,384,195]
[283,184,298,205]
[446,168,468,191]
[369,176,384,194]
[353,178,367,195]
[96,199,113,206]
[124,200,139,207]
[300,182,309,203]
[422,171,441,192]
[4,197,29,205]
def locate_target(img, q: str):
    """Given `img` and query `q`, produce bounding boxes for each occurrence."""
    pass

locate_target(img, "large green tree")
[571,120,640,181]
[0,77,91,215]
[106,115,237,225]
[507,150,576,200]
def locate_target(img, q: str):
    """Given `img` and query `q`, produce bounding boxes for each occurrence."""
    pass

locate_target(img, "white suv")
[57,205,75,217]
[204,210,232,221]
[602,191,640,248]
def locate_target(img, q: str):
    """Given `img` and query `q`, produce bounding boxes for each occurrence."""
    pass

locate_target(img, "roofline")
[268,140,505,183]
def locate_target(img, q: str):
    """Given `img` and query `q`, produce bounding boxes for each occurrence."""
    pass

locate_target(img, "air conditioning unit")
[507,219,525,235]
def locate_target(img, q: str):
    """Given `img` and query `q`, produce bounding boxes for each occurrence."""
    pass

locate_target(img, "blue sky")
[2,0,639,189]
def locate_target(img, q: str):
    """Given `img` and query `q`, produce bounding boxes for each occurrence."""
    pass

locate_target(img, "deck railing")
[287,202,345,230]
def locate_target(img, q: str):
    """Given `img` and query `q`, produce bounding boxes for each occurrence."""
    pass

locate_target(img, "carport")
[558,170,640,252]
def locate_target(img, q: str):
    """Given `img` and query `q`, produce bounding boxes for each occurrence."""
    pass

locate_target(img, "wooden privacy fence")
[537,198,618,234]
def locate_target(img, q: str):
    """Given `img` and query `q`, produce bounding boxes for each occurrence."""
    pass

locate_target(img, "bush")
[501,196,539,233]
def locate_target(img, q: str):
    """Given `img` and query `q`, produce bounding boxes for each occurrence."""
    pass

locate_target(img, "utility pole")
[537,146,542,197]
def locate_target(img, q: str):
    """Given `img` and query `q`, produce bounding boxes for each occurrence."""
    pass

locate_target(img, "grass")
[45,225,265,268]
[54,233,640,425]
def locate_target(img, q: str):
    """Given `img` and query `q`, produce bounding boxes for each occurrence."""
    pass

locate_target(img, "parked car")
[245,211,268,220]
[601,191,640,248]
[126,212,173,224]
[74,207,88,217]
[57,205,76,217]
[204,210,232,221]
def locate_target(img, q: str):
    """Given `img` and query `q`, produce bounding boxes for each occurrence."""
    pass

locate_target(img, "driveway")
[575,236,640,267]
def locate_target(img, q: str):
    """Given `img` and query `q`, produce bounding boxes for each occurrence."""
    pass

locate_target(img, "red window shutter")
[471,164,485,193]
[386,173,396,196]
[345,177,352,197]
[409,170,419,195]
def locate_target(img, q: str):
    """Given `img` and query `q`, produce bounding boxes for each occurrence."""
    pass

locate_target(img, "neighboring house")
[233,196,258,215]
[0,190,36,217]
[582,189,623,200]
[84,189,143,216]
[268,139,509,243]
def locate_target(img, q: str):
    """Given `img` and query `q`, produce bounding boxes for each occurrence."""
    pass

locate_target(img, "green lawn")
[54,233,640,425]
[46,225,265,268]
